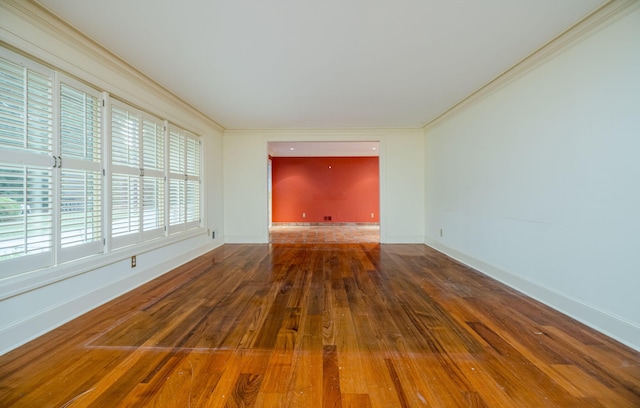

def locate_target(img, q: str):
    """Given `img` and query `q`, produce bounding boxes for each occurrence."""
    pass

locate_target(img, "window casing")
[0,46,203,280]
[140,114,166,240]
[0,50,55,277]
[58,76,104,263]
[168,125,200,234]
[110,100,166,249]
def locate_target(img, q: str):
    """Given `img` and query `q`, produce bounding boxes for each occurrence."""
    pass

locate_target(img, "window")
[110,102,140,248]
[110,101,166,249]
[168,126,200,234]
[0,50,55,276]
[58,77,103,263]
[141,115,165,240]
[0,45,204,280]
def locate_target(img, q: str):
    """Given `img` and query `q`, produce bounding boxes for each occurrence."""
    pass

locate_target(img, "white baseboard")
[425,239,640,352]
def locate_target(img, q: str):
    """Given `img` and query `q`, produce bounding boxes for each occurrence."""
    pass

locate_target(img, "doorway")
[267,141,380,243]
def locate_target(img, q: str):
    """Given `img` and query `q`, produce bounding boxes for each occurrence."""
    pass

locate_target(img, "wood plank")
[322,345,342,408]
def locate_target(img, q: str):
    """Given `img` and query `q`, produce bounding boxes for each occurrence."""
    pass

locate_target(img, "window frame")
[0,47,56,277]
[0,45,205,283]
[56,73,104,264]
[167,125,201,235]
[109,99,170,249]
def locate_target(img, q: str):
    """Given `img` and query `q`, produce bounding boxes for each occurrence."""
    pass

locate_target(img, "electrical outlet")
[302,212,306,218]
[371,212,375,218]
[212,230,215,239]
[440,228,443,237]
[131,255,137,268]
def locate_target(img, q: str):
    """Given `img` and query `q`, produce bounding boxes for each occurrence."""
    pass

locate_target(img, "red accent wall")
[272,156,379,223]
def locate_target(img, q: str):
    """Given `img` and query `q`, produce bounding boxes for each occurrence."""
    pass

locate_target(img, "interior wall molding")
[224,128,424,137]
[423,0,639,130]
[0,0,224,133]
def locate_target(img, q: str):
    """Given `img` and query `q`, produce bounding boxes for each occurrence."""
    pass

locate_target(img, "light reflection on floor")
[269,224,380,244]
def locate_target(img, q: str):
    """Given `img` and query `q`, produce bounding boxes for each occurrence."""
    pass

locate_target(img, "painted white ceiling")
[38,0,606,130]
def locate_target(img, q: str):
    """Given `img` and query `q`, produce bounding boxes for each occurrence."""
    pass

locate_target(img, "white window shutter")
[0,45,204,278]
[140,115,165,240]
[58,79,103,263]
[167,126,200,233]
[0,52,54,276]
[110,101,141,248]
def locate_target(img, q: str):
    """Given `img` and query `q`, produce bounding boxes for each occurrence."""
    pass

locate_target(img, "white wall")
[204,127,225,242]
[424,5,640,350]
[224,129,424,243]
[0,2,224,354]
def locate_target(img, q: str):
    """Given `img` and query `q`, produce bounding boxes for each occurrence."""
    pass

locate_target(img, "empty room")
[0,0,639,407]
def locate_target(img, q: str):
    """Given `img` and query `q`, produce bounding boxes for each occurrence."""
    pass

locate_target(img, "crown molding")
[0,0,224,133]
[423,0,639,130]
[224,128,423,136]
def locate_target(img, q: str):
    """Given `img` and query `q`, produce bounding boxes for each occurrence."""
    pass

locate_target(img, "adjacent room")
[268,141,381,244]
[1,0,639,406]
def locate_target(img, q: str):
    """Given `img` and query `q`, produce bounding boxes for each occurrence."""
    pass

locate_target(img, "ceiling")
[38,0,606,130]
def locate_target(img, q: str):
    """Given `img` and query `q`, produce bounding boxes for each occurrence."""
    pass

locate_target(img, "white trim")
[57,241,102,265]
[0,252,51,281]
[226,128,422,136]
[57,74,105,263]
[425,239,640,352]
[102,91,112,254]
[0,149,53,167]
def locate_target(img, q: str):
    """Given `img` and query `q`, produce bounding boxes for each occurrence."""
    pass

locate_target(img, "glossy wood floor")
[1,243,639,407]
[270,225,380,244]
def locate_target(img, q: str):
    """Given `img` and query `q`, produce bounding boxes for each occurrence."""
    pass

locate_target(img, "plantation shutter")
[185,135,200,228]
[0,45,205,278]
[167,125,200,234]
[58,78,103,262]
[168,127,184,232]
[110,102,140,248]
[140,115,165,240]
[0,50,54,276]
[110,101,167,247]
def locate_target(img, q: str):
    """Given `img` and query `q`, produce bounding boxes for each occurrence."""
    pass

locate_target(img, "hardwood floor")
[270,225,380,244]
[1,243,639,407]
